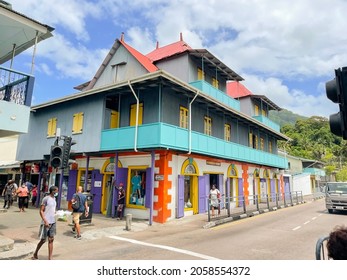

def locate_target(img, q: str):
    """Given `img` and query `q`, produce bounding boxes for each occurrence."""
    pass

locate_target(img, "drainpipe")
[128,80,138,152]
[188,91,199,154]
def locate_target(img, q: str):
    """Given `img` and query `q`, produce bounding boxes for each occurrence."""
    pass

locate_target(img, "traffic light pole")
[48,135,76,209]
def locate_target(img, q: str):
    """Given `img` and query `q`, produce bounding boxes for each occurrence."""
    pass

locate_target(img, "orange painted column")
[153,151,172,223]
[242,165,249,205]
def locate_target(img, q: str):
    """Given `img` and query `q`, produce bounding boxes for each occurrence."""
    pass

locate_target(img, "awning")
[0,160,21,169]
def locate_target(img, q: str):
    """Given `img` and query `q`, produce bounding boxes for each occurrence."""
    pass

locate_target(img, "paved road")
[2,197,344,260]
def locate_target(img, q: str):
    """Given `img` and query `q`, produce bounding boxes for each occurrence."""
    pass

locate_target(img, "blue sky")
[6,0,347,118]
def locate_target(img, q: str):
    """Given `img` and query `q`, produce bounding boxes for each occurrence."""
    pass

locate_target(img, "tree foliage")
[277,115,347,175]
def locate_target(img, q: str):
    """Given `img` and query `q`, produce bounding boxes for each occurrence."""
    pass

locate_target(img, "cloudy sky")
[6,0,347,118]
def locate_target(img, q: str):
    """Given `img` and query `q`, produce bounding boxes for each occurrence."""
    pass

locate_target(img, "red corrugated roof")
[227,81,253,98]
[120,40,158,72]
[147,40,192,62]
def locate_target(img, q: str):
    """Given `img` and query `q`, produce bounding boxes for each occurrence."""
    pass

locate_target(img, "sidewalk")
[0,203,152,260]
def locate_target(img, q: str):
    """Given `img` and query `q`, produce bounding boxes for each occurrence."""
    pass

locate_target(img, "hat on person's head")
[119,183,124,186]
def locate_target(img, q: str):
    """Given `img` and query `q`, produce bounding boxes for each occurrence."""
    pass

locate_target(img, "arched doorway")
[180,158,200,215]
[227,164,239,207]
[101,158,122,215]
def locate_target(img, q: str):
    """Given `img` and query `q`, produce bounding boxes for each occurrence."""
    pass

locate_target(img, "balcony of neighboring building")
[101,122,287,169]
[0,66,35,137]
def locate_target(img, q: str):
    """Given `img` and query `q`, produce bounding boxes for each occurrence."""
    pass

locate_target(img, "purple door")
[90,170,103,213]
[198,175,208,213]
[177,175,184,218]
[238,178,244,207]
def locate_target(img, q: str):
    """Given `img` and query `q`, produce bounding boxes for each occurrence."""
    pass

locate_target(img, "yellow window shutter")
[110,110,119,128]
[78,112,84,133]
[130,103,143,126]
[72,113,78,133]
[198,68,205,80]
[47,119,52,137]
[249,132,253,147]
[255,105,259,116]
[47,118,57,137]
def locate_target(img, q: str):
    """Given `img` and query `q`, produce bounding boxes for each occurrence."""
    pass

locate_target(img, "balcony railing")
[252,115,280,132]
[101,122,287,168]
[0,66,35,106]
[189,80,240,111]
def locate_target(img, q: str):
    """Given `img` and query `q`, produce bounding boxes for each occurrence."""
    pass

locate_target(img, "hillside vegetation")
[270,110,347,180]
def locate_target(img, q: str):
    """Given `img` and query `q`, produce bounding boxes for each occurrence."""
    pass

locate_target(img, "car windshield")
[326,183,347,193]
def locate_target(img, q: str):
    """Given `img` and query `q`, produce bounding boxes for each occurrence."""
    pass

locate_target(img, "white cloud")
[242,75,337,118]
[8,0,347,117]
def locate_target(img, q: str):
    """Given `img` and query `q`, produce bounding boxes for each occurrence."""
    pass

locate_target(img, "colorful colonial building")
[16,33,290,223]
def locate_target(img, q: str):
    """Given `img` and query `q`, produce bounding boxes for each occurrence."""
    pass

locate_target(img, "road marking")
[303,221,310,225]
[108,235,220,260]
[292,226,301,231]
[312,217,317,220]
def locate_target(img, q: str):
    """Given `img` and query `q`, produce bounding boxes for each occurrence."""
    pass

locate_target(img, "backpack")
[71,193,81,210]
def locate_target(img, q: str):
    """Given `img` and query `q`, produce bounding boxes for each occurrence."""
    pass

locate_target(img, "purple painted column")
[111,153,119,218]
[57,168,64,209]
[36,162,43,208]
[84,156,90,192]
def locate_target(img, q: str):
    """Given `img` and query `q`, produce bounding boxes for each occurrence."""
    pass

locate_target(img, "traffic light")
[62,136,76,168]
[50,144,63,168]
[326,67,347,139]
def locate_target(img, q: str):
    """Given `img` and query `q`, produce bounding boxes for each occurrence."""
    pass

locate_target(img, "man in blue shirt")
[71,186,89,240]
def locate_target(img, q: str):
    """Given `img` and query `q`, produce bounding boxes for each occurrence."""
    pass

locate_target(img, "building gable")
[81,34,158,91]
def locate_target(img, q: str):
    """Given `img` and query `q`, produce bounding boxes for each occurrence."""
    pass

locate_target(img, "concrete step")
[0,236,14,252]
[0,236,35,260]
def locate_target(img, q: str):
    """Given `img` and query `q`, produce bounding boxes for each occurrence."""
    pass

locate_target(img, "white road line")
[312,217,317,220]
[292,226,301,231]
[303,221,310,225]
[108,235,220,260]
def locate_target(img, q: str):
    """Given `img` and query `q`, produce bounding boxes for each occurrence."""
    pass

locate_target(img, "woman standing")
[16,183,29,212]
[31,185,38,207]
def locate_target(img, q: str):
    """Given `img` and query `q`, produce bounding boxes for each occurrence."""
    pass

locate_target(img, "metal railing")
[0,66,34,106]
[315,236,329,260]
[207,191,304,222]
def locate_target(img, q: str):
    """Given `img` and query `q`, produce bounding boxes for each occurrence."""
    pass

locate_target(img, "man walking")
[32,185,58,260]
[71,186,89,240]
[2,180,16,209]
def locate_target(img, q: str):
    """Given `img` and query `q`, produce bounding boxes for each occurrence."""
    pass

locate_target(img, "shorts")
[38,223,56,240]
[72,212,83,224]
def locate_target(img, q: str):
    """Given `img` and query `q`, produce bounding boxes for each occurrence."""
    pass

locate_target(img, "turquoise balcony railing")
[101,123,287,169]
[189,80,240,111]
[252,115,280,132]
[303,168,325,176]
